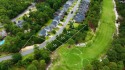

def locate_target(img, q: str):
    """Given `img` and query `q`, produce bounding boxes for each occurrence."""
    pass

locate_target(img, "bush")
[12,53,22,63]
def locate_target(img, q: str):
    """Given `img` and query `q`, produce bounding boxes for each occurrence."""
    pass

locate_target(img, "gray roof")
[45,26,53,32]
[51,21,58,27]
[64,4,70,8]
[74,0,90,22]
[52,16,60,26]
[39,29,47,36]
[74,14,85,22]
[16,20,24,28]
[54,16,60,21]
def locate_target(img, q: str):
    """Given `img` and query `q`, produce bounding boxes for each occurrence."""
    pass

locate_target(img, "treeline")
[84,0,125,70]
[0,0,68,53]
[86,0,103,31]
[0,46,50,70]
[0,0,32,20]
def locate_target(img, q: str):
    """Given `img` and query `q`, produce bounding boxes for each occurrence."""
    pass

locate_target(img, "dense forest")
[84,0,125,70]
[0,0,32,21]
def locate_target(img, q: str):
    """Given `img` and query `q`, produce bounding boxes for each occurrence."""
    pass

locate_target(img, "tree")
[107,50,118,62]
[32,60,39,69]
[23,22,30,30]
[69,21,74,29]
[0,60,13,70]
[27,64,37,70]
[120,53,125,61]
[52,30,56,34]
[102,66,110,70]
[109,62,117,70]
[117,61,124,70]
[67,38,75,45]
[0,0,31,19]
[92,60,103,70]
[1,36,21,52]
[34,45,41,60]
[113,44,122,53]
[84,64,93,70]
[40,49,50,63]
[0,36,3,40]
[12,53,22,63]
[40,60,46,70]
[102,58,109,65]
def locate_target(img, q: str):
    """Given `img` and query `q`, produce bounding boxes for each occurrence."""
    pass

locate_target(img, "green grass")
[66,22,80,29]
[85,30,94,41]
[45,19,53,26]
[0,52,12,58]
[45,36,50,40]
[22,53,33,61]
[16,17,23,21]
[9,67,25,70]
[49,0,116,70]
[0,28,4,32]
[54,27,59,31]
[40,19,53,29]
[73,23,79,28]
[58,23,63,26]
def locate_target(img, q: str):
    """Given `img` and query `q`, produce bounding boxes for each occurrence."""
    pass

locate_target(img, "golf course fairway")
[49,0,116,70]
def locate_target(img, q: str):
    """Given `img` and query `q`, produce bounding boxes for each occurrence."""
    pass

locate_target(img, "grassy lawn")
[74,23,79,28]
[9,67,25,70]
[45,19,53,26]
[49,0,116,70]
[85,30,94,41]
[16,17,23,21]
[22,52,33,61]
[45,36,50,40]
[0,28,4,32]
[0,52,12,58]
[54,27,59,31]
[66,22,80,29]
[58,23,63,26]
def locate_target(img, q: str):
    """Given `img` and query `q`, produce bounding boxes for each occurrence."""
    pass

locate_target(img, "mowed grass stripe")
[50,0,116,70]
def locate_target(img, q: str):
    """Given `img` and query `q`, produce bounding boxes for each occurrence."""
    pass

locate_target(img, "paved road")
[0,0,81,62]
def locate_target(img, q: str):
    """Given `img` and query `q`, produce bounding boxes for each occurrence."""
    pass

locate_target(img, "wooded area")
[0,0,31,20]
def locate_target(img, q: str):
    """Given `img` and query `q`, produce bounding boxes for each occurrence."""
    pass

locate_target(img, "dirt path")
[113,0,120,35]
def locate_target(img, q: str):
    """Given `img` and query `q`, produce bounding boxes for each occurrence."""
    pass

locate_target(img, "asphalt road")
[0,0,81,62]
